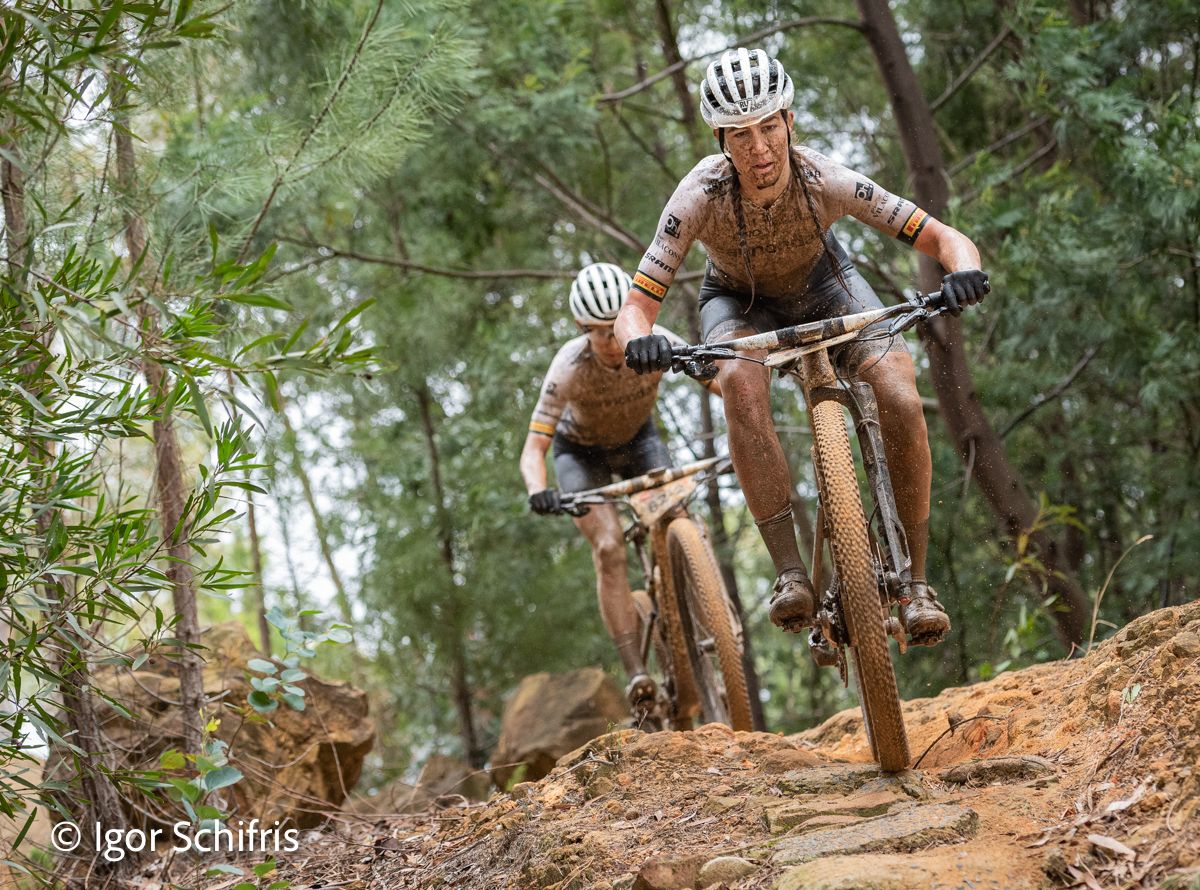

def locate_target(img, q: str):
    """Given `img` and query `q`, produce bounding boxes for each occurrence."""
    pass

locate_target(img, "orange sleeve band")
[632,271,667,302]
[897,208,930,245]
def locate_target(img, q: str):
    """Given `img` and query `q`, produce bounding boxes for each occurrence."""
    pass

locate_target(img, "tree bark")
[112,85,206,755]
[854,0,1089,647]
[2,72,29,304]
[1,150,27,281]
[652,0,696,127]
[415,381,484,768]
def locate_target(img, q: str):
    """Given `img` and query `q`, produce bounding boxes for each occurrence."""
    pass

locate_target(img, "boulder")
[355,754,491,814]
[491,667,627,788]
[48,621,374,830]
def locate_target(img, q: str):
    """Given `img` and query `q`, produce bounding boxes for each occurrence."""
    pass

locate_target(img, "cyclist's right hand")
[529,488,564,515]
[625,334,673,374]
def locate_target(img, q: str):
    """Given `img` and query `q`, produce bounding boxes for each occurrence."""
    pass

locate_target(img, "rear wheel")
[810,399,910,771]
[666,517,754,732]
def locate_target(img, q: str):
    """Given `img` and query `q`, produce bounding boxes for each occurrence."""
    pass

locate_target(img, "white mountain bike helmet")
[569,262,631,325]
[699,47,794,129]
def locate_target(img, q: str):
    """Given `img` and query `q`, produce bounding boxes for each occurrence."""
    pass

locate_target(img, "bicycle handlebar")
[558,455,732,516]
[670,290,950,370]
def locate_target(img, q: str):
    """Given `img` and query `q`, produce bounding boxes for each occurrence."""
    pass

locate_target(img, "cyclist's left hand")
[940,270,991,316]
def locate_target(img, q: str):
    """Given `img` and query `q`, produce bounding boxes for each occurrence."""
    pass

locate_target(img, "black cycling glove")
[529,488,564,515]
[940,270,991,316]
[624,334,673,375]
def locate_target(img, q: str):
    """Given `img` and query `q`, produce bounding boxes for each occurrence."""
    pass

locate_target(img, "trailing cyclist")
[614,48,990,647]
[519,263,721,714]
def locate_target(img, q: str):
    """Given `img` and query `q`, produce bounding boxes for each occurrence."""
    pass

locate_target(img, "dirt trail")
[211,601,1200,889]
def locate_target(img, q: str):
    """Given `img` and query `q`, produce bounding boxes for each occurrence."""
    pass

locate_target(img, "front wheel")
[810,399,910,771]
[666,517,754,732]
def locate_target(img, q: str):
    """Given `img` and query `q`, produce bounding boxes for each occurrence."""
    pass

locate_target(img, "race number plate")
[629,476,698,528]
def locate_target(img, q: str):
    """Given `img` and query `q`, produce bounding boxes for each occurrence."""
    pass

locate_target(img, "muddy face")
[584,324,624,368]
[720,112,794,197]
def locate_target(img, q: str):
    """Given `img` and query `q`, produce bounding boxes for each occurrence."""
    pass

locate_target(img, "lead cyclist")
[614,48,990,647]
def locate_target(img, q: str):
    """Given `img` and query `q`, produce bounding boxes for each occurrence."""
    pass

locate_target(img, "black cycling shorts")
[698,235,907,375]
[553,419,671,494]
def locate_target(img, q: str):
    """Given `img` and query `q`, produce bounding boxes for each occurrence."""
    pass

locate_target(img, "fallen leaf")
[1066,863,1104,890]
[1104,781,1149,814]
[1087,833,1137,859]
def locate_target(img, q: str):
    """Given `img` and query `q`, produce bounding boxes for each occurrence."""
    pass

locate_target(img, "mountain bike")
[560,457,755,733]
[670,291,961,771]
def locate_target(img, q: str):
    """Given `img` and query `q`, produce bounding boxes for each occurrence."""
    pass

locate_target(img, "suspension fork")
[630,528,657,665]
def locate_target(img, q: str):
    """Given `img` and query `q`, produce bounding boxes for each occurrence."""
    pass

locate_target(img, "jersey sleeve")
[633,167,711,304]
[652,325,691,349]
[812,150,934,246]
[527,346,572,438]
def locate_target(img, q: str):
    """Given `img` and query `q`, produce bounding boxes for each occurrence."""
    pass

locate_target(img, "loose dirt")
[192,601,1200,889]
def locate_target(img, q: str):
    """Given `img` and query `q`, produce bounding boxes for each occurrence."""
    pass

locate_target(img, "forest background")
[2,0,1198,845]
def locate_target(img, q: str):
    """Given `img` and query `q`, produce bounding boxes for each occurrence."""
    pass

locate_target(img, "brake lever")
[561,502,591,517]
[887,307,929,338]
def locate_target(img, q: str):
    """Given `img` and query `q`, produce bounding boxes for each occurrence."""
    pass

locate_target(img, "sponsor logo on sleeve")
[529,421,555,437]
[632,271,668,302]
[654,237,682,260]
[897,207,930,245]
[663,214,681,238]
[886,198,908,227]
[642,251,676,276]
[854,181,874,201]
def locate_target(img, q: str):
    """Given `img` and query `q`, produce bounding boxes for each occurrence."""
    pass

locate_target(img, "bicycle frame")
[673,293,949,653]
[561,456,733,724]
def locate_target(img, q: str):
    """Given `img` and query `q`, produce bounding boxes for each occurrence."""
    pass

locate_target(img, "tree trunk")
[247,489,271,654]
[112,90,206,755]
[415,382,484,768]
[5,115,127,873]
[652,0,696,127]
[1,148,27,281]
[279,404,356,631]
[854,0,1089,647]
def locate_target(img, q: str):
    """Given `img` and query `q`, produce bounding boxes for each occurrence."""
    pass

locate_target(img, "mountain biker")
[520,262,722,713]
[614,48,990,646]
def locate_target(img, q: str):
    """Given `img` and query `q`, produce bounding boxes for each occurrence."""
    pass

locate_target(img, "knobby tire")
[666,517,754,732]
[810,399,911,771]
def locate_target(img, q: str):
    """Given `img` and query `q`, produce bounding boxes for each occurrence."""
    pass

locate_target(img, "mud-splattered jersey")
[528,325,688,448]
[632,146,931,304]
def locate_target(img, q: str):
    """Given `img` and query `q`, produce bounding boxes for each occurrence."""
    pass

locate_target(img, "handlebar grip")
[923,289,948,311]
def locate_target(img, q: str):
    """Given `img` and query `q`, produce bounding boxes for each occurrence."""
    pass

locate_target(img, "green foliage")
[6,0,1198,822]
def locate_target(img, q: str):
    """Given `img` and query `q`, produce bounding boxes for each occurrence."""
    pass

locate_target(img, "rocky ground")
[191,600,1200,890]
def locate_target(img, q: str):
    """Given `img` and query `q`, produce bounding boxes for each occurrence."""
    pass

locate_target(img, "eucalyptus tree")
[0,0,415,876]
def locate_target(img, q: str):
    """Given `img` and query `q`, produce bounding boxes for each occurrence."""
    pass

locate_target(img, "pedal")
[808,628,840,667]
[908,629,946,648]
